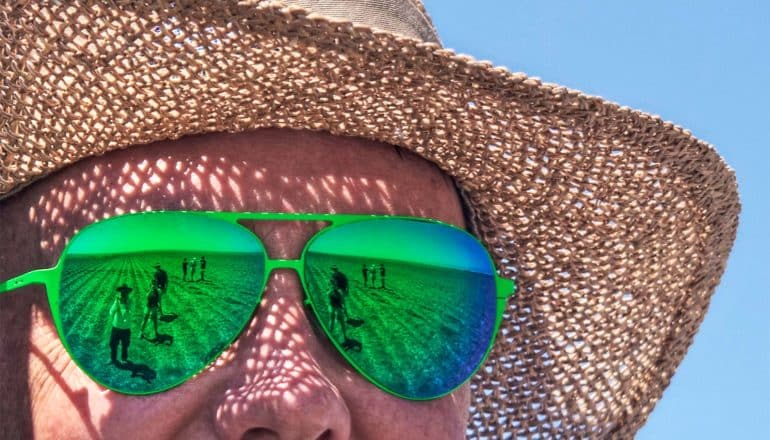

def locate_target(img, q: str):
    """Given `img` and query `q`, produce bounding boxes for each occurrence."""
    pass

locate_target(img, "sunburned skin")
[0,129,471,439]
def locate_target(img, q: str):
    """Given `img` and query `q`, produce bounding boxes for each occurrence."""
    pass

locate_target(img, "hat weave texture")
[0,1,740,438]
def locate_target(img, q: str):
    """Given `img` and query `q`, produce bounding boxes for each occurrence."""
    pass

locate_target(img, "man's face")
[0,129,471,439]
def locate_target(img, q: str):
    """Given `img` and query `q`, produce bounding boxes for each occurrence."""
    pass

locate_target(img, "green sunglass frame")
[0,211,516,400]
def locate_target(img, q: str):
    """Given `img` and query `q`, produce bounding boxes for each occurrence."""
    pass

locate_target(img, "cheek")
[26,304,115,439]
[26,303,207,439]
[341,377,470,439]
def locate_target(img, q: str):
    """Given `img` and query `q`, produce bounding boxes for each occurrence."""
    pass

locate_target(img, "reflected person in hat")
[0,1,739,439]
[109,284,133,366]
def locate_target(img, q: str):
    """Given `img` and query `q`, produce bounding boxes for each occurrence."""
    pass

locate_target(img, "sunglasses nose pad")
[202,270,305,370]
[251,270,306,331]
[233,269,329,364]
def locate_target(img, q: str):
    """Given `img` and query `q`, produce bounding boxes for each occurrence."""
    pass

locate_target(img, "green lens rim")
[299,217,503,401]
[49,211,269,395]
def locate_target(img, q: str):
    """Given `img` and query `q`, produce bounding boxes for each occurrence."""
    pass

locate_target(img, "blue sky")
[423,1,769,438]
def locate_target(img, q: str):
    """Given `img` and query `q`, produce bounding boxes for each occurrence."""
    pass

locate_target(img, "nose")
[212,271,352,440]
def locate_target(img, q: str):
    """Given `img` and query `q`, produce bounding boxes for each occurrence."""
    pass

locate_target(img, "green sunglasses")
[1,211,515,400]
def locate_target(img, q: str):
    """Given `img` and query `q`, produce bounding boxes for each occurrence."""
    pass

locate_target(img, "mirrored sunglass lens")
[304,218,497,399]
[59,212,266,394]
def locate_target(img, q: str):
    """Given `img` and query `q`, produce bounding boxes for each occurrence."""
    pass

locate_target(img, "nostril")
[241,427,278,440]
[240,427,334,439]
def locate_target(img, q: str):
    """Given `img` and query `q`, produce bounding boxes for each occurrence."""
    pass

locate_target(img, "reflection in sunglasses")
[60,249,264,394]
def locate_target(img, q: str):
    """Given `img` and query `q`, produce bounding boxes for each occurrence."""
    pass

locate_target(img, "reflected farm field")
[304,253,496,398]
[59,252,263,393]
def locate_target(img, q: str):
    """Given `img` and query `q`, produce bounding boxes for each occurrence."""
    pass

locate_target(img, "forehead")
[12,129,466,257]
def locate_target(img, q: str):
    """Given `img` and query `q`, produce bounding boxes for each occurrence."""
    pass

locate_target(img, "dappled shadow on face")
[26,133,448,259]
[10,130,467,435]
[27,306,101,440]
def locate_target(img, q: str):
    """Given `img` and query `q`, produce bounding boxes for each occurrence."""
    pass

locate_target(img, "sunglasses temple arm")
[496,277,516,300]
[493,276,516,333]
[0,268,55,295]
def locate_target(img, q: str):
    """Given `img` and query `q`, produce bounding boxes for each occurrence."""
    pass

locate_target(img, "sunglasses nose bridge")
[264,259,303,275]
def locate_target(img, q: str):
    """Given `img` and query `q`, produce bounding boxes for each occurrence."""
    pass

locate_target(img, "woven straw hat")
[0,1,740,438]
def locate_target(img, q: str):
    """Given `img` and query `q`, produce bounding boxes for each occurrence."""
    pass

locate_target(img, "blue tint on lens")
[303,218,498,399]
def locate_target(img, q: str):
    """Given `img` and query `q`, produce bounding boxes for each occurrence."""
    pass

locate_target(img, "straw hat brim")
[0,2,740,438]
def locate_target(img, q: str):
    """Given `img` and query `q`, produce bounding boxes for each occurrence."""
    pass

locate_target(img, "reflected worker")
[380,264,386,289]
[153,263,168,316]
[369,264,377,288]
[329,266,350,341]
[109,284,133,365]
[140,286,161,341]
[153,263,168,293]
[189,257,197,282]
[182,257,188,282]
[199,256,206,282]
